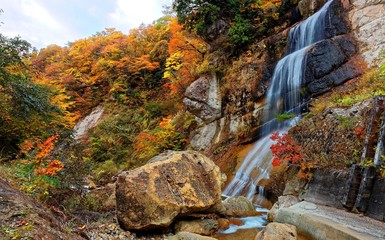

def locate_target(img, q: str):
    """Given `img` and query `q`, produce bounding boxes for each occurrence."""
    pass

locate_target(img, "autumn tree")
[172,0,287,48]
[0,34,63,155]
[163,18,206,94]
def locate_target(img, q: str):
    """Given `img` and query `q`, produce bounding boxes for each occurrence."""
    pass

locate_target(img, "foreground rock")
[275,201,385,239]
[116,151,226,231]
[175,219,219,236]
[223,196,259,217]
[255,222,297,240]
[168,231,217,240]
[0,177,82,240]
[268,195,299,222]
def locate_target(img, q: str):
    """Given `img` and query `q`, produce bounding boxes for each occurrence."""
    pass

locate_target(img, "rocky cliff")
[184,0,369,157]
[349,0,385,67]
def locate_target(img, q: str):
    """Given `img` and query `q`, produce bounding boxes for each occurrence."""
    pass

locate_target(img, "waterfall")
[223,0,333,203]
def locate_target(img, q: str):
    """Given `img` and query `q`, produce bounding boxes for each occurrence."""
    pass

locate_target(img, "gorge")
[1,0,385,239]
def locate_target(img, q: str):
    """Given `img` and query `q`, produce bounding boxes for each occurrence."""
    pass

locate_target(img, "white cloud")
[19,0,61,30]
[0,0,171,49]
[109,0,171,30]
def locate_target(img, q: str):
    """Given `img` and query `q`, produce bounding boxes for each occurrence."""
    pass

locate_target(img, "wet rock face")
[115,151,226,231]
[0,177,82,240]
[324,0,349,38]
[301,168,349,208]
[183,75,222,124]
[305,36,361,96]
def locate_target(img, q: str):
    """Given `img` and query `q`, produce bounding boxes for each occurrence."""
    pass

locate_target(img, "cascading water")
[223,0,333,203]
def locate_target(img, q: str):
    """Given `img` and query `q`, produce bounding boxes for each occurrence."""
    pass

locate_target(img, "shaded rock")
[307,60,361,95]
[268,195,299,222]
[283,176,306,196]
[184,74,222,124]
[116,151,226,231]
[301,168,349,209]
[174,219,219,236]
[168,232,217,240]
[305,36,361,96]
[324,0,349,38]
[305,39,349,82]
[365,177,385,221]
[333,35,357,58]
[223,196,257,217]
[0,177,82,240]
[255,222,297,240]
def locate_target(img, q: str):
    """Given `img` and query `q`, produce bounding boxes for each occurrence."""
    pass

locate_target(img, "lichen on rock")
[115,150,226,231]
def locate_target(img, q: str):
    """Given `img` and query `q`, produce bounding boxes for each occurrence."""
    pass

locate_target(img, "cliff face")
[184,0,371,156]
[349,0,385,67]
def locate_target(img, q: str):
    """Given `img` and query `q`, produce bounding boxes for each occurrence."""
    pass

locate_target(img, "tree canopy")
[172,0,287,48]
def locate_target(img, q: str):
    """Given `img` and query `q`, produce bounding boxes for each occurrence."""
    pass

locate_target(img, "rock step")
[275,201,385,240]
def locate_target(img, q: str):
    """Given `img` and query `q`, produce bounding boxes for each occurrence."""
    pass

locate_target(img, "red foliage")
[355,127,364,136]
[270,132,303,167]
[272,158,281,167]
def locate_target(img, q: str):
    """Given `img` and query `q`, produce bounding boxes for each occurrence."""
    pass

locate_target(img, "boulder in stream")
[223,196,258,217]
[255,222,297,240]
[116,150,226,231]
[174,219,219,236]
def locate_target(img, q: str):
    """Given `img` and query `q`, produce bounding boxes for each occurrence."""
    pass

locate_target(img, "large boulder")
[305,36,361,96]
[222,196,257,217]
[116,151,226,231]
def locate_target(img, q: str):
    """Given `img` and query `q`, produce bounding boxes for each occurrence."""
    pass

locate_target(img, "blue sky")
[0,0,172,49]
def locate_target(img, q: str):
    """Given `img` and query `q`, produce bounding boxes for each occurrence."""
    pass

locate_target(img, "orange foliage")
[18,134,64,177]
[164,18,206,93]
[35,160,64,176]
[159,115,173,127]
[35,135,58,160]
[134,132,158,152]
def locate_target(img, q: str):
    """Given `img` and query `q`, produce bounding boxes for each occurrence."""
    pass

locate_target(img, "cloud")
[19,0,61,30]
[0,0,75,48]
[109,0,171,30]
[0,0,171,49]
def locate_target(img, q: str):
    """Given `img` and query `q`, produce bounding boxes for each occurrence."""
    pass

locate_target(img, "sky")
[0,0,172,49]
